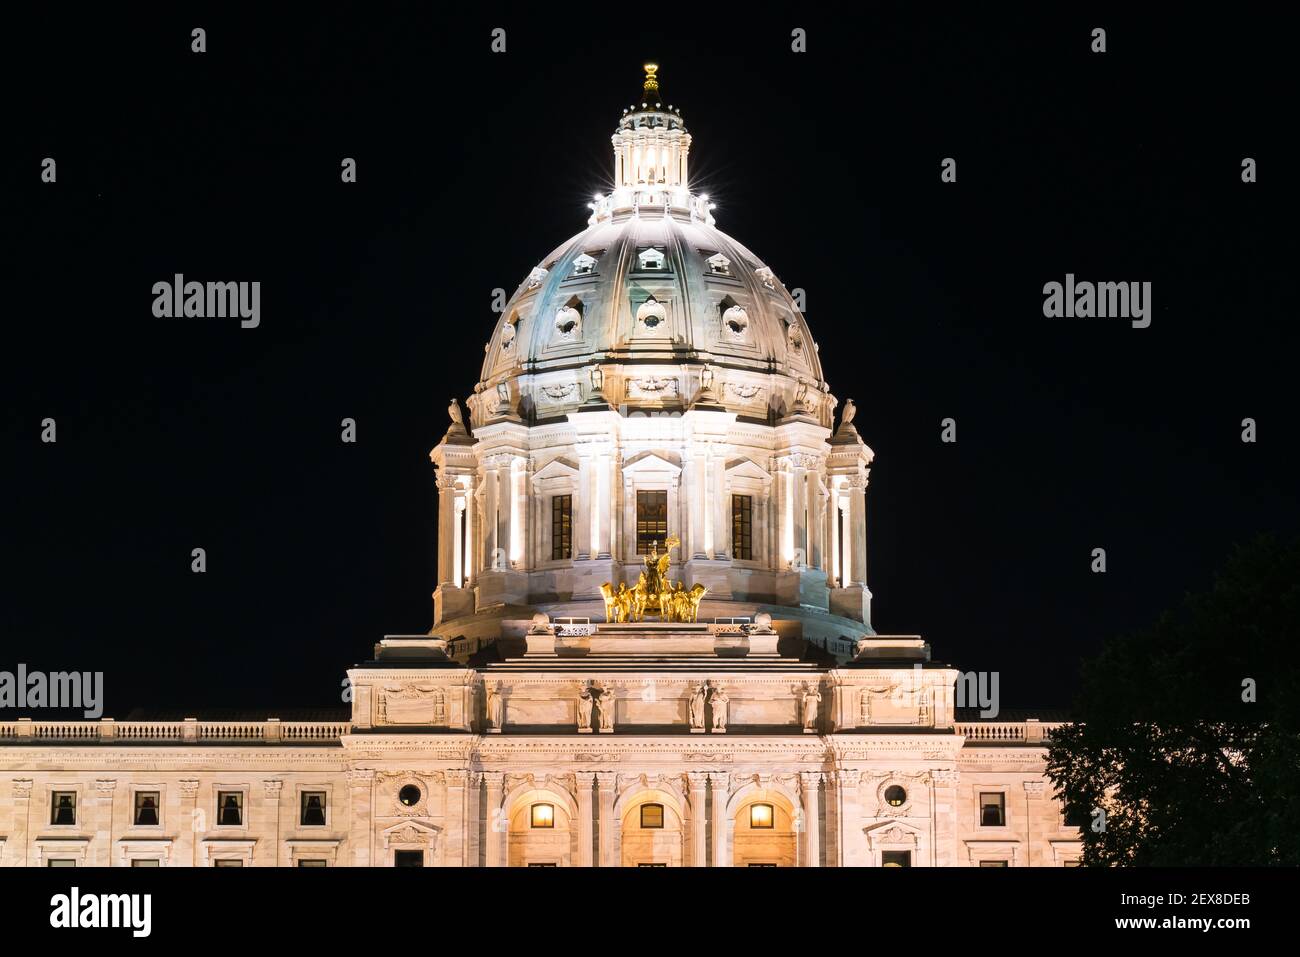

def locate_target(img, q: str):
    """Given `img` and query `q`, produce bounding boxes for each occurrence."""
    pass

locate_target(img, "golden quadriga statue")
[600,535,707,623]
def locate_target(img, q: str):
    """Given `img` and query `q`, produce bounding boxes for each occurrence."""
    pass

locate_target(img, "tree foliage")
[1047,535,1300,865]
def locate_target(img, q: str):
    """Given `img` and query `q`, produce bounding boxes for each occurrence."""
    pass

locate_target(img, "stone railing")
[0,718,351,745]
[955,720,1066,744]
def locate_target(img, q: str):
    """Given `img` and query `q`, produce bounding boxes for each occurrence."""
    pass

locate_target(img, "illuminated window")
[1063,860,1082,867]
[51,791,77,826]
[531,803,555,828]
[884,785,907,807]
[731,494,752,560]
[301,791,327,827]
[134,791,160,826]
[979,792,1006,827]
[640,804,665,829]
[749,803,774,829]
[131,859,160,867]
[881,851,911,868]
[213,859,243,868]
[398,785,421,807]
[551,495,572,560]
[636,490,668,555]
[217,791,243,826]
[979,860,1009,867]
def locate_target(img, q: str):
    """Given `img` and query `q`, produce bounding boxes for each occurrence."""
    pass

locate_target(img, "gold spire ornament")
[643,63,659,97]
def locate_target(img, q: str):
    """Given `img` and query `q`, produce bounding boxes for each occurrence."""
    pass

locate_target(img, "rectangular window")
[638,862,668,867]
[881,851,912,867]
[297,859,328,868]
[731,494,753,560]
[747,862,777,867]
[213,859,243,868]
[979,792,1006,827]
[527,862,558,867]
[640,804,665,829]
[131,859,160,867]
[394,850,423,867]
[47,859,76,867]
[51,791,77,826]
[979,860,1009,867]
[300,791,327,827]
[636,490,668,555]
[551,494,572,560]
[217,791,244,827]
[134,791,160,827]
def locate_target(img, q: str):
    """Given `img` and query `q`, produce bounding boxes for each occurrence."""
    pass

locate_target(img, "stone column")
[800,772,821,867]
[263,779,283,867]
[576,453,592,560]
[690,453,707,558]
[93,779,116,866]
[174,779,199,867]
[687,773,708,867]
[711,453,728,559]
[347,770,374,867]
[596,773,617,866]
[806,471,824,570]
[482,464,499,567]
[483,772,505,867]
[596,454,613,559]
[931,769,959,867]
[436,475,457,587]
[497,466,514,568]
[575,772,596,868]
[709,773,729,867]
[445,771,469,866]
[848,478,867,587]
[792,462,808,565]
[834,770,863,866]
[10,779,32,866]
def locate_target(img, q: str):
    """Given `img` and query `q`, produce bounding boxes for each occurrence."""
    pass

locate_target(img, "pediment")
[863,820,923,846]
[725,457,771,482]
[533,457,580,482]
[381,820,441,847]
[621,451,682,477]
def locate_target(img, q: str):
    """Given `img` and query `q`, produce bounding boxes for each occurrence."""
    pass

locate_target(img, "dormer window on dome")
[706,253,731,276]
[722,303,750,339]
[636,296,667,331]
[571,253,597,276]
[637,247,667,271]
[554,298,583,341]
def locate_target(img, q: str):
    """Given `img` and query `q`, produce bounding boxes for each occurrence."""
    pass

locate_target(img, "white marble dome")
[469,71,830,430]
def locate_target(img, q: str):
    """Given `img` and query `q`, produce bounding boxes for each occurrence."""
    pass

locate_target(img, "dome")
[469,67,831,431]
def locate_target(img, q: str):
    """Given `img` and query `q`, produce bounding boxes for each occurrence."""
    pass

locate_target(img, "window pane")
[979,792,1006,827]
[394,850,423,867]
[552,495,572,560]
[47,859,76,867]
[51,792,77,826]
[881,851,911,868]
[640,803,664,829]
[731,495,752,560]
[213,860,243,867]
[636,491,668,555]
[749,803,774,829]
[301,791,327,826]
[218,791,243,826]
[530,803,555,828]
[298,859,327,867]
[134,791,160,826]
[131,859,160,867]
[979,860,1009,867]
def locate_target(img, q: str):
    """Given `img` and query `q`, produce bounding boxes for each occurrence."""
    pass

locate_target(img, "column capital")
[686,771,710,790]
[444,769,470,787]
[11,778,33,798]
[799,770,823,789]
[263,779,284,797]
[178,779,201,797]
[575,771,598,787]
[836,769,862,788]
[595,771,618,792]
[482,771,506,790]
[95,778,118,794]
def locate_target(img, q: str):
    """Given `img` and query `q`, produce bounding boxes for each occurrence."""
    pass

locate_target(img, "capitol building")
[0,67,1080,868]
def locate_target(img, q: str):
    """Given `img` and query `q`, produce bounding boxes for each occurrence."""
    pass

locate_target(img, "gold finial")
[643,63,659,96]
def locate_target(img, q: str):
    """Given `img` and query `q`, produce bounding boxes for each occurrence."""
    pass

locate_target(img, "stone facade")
[0,67,1080,867]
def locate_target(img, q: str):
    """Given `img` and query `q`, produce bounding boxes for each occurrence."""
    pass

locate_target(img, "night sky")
[3,7,1292,717]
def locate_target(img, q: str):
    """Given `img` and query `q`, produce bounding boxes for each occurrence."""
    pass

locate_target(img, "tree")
[1047,535,1300,865]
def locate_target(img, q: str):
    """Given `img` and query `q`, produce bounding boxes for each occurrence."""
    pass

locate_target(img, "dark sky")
[3,6,1292,716]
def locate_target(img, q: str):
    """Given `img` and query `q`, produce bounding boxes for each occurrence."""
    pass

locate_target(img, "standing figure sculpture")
[577,682,595,732]
[486,685,504,732]
[800,683,821,732]
[709,682,729,732]
[688,683,707,731]
[595,684,616,732]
